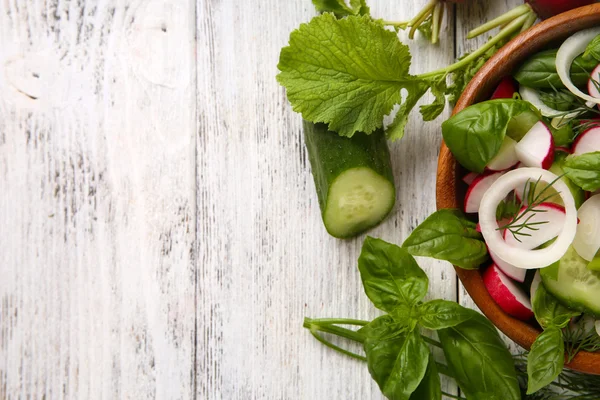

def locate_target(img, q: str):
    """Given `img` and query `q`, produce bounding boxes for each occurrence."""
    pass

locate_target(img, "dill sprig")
[497,176,563,242]
[564,322,600,363]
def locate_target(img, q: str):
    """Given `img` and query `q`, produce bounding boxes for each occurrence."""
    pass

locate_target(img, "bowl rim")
[436,3,600,375]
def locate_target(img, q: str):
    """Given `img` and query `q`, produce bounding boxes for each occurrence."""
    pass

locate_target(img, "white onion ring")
[478,168,577,269]
[596,320,600,337]
[520,86,594,120]
[556,27,600,105]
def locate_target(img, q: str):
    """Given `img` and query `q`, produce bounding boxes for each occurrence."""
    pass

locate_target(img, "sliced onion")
[556,27,600,105]
[572,194,600,261]
[520,86,594,120]
[596,320,600,337]
[478,168,577,269]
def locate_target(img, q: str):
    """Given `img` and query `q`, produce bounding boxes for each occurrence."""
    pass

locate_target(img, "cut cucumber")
[303,122,395,239]
[506,109,541,142]
[540,245,600,317]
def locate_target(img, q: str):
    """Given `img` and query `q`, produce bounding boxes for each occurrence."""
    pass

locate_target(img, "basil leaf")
[438,310,521,400]
[409,352,441,400]
[442,99,533,172]
[563,151,600,191]
[550,121,576,147]
[514,49,598,89]
[584,34,600,61]
[359,237,428,312]
[532,282,581,329]
[361,318,430,400]
[418,300,473,330]
[526,326,565,394]
[402,209,488,269]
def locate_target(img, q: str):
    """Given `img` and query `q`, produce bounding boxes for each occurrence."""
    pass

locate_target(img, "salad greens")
[401,209,488,269]
[583,34,600,61]
[305,236,521,400]
[441,99,539,172]
[563,152,600,192]
[311,0,369,17]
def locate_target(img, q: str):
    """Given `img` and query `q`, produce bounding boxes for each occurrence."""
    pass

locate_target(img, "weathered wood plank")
[0,0,197,398]
[197,1,458,398]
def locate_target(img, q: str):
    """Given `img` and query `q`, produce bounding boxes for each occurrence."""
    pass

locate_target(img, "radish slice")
[588,64,600,99]
[555,146,571,154]
[463,172,478,186]
[479,168,578,269]
[503,203,566,250]
[486,137,519,171]
[556,27,600,105]
[464,172,504,213]
[514,121,554,169]
[483,265,534,321]
[572,126,600,155]
[573,194,600,261]
[489,249,526,282]
[491,76,517,100]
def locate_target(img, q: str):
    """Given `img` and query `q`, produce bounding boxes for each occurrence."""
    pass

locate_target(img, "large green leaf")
[359,237,428,312]
[564,151,600,192]
[527,327,565,394]
[402,209,488,269]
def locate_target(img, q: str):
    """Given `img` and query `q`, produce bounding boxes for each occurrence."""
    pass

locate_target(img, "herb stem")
[304,317,369,327]
[466,4,532,39]
[441,391,467,400]
[408,0,437,40]
[418,12,529,79]
[422,335,443,349]
[308,330,367,362]
[431,1,443,45]
[383,20,409,29]
[303,318,366,343]
[520,12,537,33]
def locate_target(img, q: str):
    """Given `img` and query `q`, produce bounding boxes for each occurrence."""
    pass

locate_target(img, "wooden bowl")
[436,4,600,375]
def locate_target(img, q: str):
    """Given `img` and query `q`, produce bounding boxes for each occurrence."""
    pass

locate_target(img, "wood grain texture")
[197,1,458,398]
[0,0,197,398]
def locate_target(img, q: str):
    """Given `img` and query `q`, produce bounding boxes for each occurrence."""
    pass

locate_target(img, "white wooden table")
[0,0,522,398]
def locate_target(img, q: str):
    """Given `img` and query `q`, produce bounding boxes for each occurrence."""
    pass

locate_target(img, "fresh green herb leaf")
[563,151,600,192]
[361,319,430,400]
[514,49,598,89]
[550,120,577,147]
[538,90,578,112]
[358,237,429,312]
[583,34,600,61]
[496,197,521,221]
[409,352,441,400]
[438,310,521,400]
[526,327,565,395]
[386,81,430,141]
[402,209,488,269]
[416,16,433,41]
[417,299,473,330]
[532,282,581,329]
[441,99,534,172]
[277,14,429,139]
[420,80,447,121]
[311,0,369,17]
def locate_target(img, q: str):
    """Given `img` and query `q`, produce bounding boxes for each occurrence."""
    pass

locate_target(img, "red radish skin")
[462,172,479,186]
[483,265,534,321]
[514,121,554,169]
[555,146,571,154]
[464,172,504,213]
[572,126,600,155]
[525,0,597,20]
[491,76,518,99]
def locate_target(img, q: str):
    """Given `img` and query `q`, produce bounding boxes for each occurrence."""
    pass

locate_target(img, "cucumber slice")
[506,109,541,142]
[303,122,395,239]
[540,245,600,317]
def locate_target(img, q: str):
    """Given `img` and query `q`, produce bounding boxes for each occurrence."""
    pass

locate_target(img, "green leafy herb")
[441,99,534,172]
[358,237,428,312]
[402,209,488,269]
[438,310,521,400]
[563,151,600,192]
[409,352,441,400]
[532,282,580,330]
[583,34,600,61]
[362,322,430,400]
[277,14,430,139]
[549,121,577,147]
[538,90,578,112]
[514,49,598,89]
[417,299,473,330]
[311,0,370,17]
[527,327,565,395]
[496,196,521,221]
